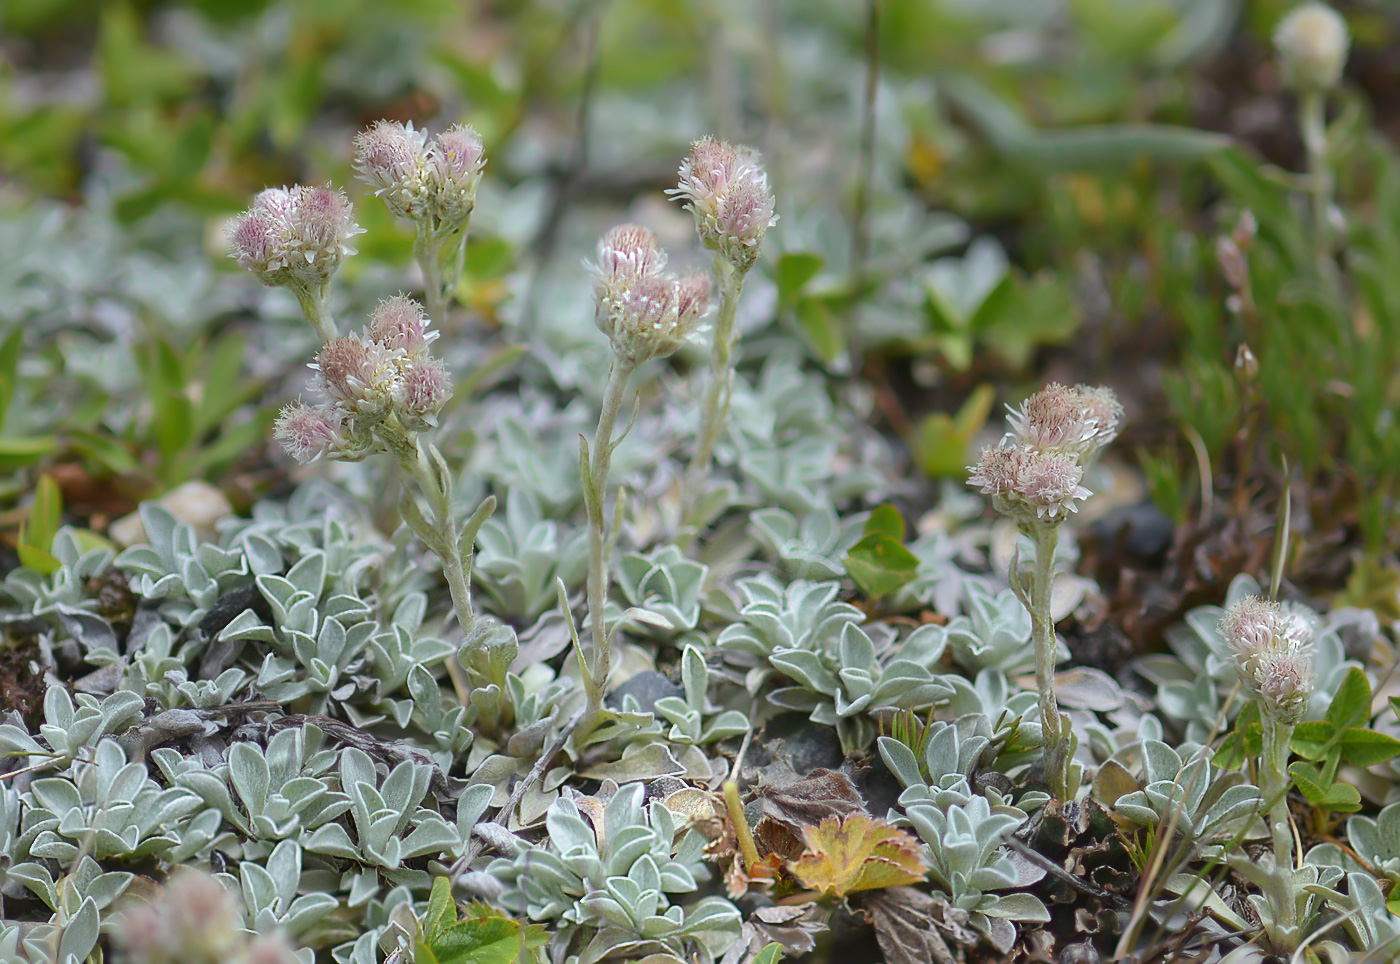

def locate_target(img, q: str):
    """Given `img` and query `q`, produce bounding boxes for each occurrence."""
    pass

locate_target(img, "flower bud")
[1217,236,1249,292]
[227,184,362,290]
[428,124,486,226]
[592,223,667,283]
[398,356,453,425]
[968,441,1090,523]
[1219,595,1316,723]
[313,335,393,418]
[1005,382,1122,459]
[369,294,434,355]
[353,120,431,220]
[668,136,778,272]
[284,184,362,287]
[1274,3,1350,91]
[592,239,712,368]
[274,400,344,464]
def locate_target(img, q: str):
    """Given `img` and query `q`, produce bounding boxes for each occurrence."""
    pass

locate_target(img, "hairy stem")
[415,229,449,329]
[292,283,337,343]
[584,360,632,720]
[1029,522,1070,800]
[402,438,477,637]
[1261,713,1299,949]
[685,255,745,528]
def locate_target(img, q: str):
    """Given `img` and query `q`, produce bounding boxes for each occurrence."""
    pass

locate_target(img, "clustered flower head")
[667,136,777,272]
[353,119,486,234]
[968,382,1122,524]
[114,868,299,964]
[226,184,363,289]
[589,223,712,367]
[1220,595,1317,724]
[1274,2,1350,92]
[274,294,452,463]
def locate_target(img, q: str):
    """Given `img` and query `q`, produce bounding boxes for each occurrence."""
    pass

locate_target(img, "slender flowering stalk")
[669,137,777,530]
[1274,3,1350,276]
[1219,595,1316,952]
[580,224,710,726]
[226,184,363,342]
[270,293,493,643]
[354,120,486,327]
[968,382,1122,800]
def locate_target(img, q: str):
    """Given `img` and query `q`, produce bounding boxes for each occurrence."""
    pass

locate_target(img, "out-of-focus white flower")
[1275,3,1350,91]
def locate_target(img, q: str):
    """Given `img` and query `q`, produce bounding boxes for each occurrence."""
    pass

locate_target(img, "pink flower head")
[1256,650,1316,724]
[968,440,1029,497]
[716,173,778,251]
[597,266,707,367]
[1219,596,1284,660]
[353,120,426,189]
[1017,449,1087,517]
[314,335,381,406]
[230,183,362,290]
[285,185,362,286]
[1006,382,1122,458]
[668,136,777,271]
[674,270,712,326]
[591,223,667,285]
[399,356,453,419]
[1008,382,1091,451]
[431,124,485,186]
[1076,384,1124,448]
[369,294,433,354]
[226,210,281,277]
[252,187,294,218]
[672,136,748,206]
[274,401,343,463]
[1219,595,1317,721]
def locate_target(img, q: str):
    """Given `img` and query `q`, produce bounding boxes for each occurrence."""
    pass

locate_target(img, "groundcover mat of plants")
[4,1,1400,963]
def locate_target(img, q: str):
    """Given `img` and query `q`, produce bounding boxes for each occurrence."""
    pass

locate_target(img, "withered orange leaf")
[790,812,927,898]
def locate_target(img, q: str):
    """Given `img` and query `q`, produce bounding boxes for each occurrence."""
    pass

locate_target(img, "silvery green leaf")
[304,822,360,860]
[57,896,99,964]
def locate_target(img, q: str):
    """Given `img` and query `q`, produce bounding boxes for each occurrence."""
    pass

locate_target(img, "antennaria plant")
[967,382,1121,799]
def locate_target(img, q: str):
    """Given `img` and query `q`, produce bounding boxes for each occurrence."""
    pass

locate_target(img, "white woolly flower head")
[667,136,777,272]
[589,224,711,367]
[1006,382,1122,459]
[226,183,363,289]
[353,119,486,232]
[1275,3,1350,91]
[1219,595,1317,723]
[968,440,1091,523]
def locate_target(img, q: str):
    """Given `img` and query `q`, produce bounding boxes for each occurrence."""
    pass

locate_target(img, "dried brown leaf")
[854,887,958,964]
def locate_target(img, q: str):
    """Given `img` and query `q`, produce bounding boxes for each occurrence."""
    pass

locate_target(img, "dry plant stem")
[685,255,745,525]
[292,283,337,343]
[1029,522,1070,800]
[584,359,633,720]
[1261,714,1299,948]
